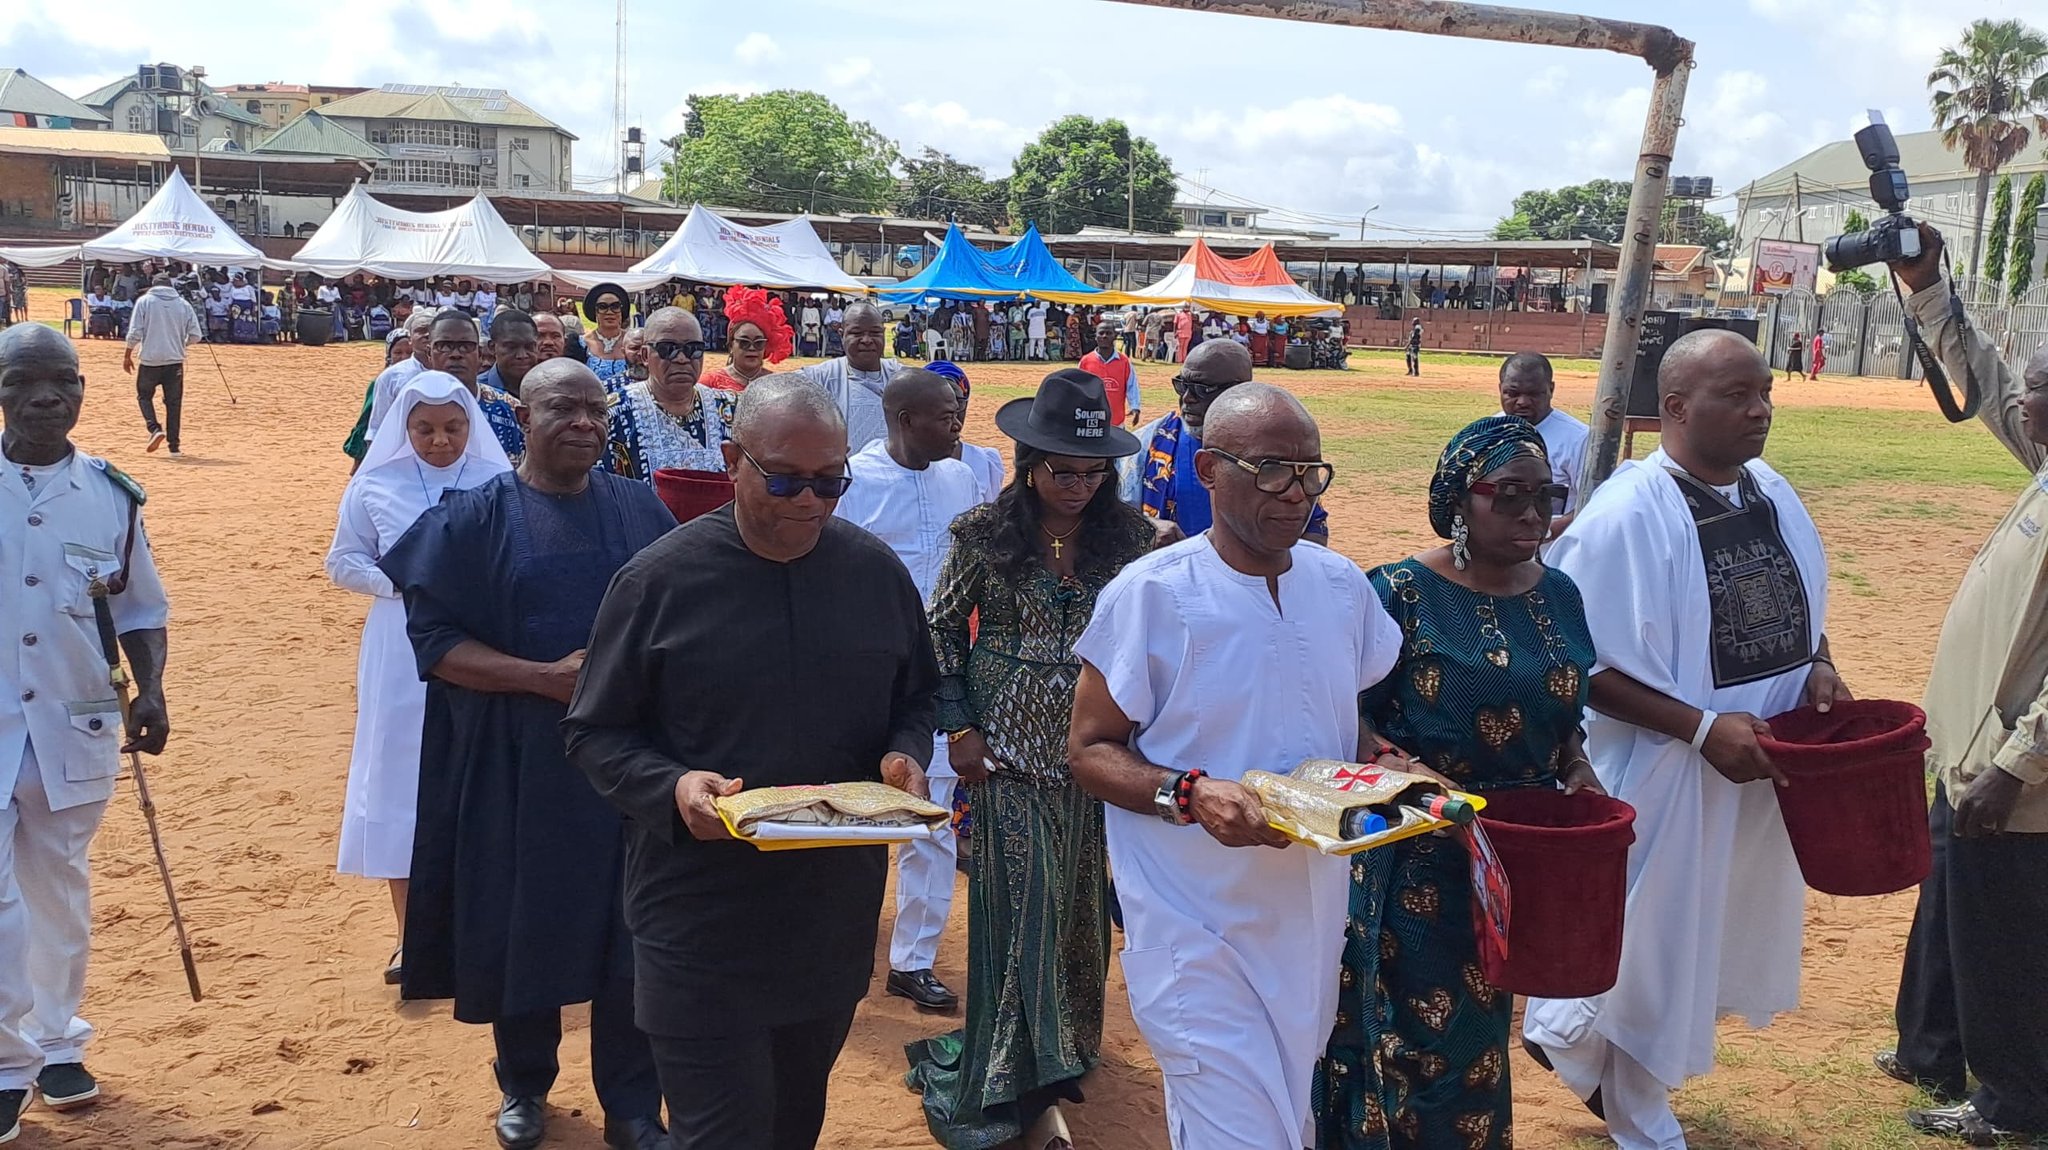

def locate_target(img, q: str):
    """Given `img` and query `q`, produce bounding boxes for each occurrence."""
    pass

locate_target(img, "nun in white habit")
[325,371,512,983]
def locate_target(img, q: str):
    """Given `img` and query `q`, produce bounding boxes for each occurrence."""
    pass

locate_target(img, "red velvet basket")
[1760,699,1932,897]
[1475,788,1637,998]
[652,468,735,525]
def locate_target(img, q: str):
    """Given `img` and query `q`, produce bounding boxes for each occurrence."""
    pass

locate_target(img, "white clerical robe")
[959,442,1005,505]
[1074,535,1403,1150]
[831,441,980,606]
[1535,407,1589,509]
[1524,447,1827,1096]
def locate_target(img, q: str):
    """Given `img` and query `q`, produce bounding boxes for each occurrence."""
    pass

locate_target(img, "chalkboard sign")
[1628,312,1762,419]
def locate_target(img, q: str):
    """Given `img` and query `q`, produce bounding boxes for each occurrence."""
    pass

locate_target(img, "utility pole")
[1127,140,1136,233]
[1099,0,1692,502]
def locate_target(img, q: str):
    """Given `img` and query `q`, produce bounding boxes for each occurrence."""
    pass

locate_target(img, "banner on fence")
[1751,239,1821,297]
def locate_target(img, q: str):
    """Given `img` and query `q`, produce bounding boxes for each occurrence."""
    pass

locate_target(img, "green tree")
[1929,18,2048,275]
[893,149,1009,230]
[2013,172,2047,296]
[1986,172,2016,289]
[1844,209,1870,234]
[1006,116,1177,234]
[1833,268,1881,295]
[1491,179,1631,241]
[661,90,899,213]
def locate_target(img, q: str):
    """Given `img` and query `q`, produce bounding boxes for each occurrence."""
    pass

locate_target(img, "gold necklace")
[1043,522,1080,559]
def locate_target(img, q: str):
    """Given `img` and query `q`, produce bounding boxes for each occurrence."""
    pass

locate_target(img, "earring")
[1451,514,1471,570]
[1026,471,1035,488]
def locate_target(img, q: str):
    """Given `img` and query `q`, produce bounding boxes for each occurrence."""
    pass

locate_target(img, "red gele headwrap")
[723,286,795,364]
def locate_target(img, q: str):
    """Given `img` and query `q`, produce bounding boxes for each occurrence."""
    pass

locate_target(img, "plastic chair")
[63,297,84,337]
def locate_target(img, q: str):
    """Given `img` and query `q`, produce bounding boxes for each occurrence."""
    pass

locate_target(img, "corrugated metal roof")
[0,125,169,159]
[0,69,110,124]
[72,74,267,127]
[315,84,572,137]
[253,110,386,161]
[1747,127,2048,195]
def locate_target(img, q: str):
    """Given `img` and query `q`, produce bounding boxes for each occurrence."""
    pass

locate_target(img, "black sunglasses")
[740,447,853,499]
[1039,460,1114,490]
[653,339,708,362]
[1171,374,1236,402]
[1469,479,1568,516]
[1203,447,1335,497]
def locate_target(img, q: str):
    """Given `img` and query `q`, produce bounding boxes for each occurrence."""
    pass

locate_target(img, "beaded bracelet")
[1174,768,1207,824]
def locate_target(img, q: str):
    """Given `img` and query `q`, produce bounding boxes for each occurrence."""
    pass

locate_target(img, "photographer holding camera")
[1877,220,2048,1148]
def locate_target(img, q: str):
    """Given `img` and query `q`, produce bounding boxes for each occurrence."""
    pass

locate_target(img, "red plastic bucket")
[652,468,734,525]
[1760,699,1932,897]
[1475,788,1637,998]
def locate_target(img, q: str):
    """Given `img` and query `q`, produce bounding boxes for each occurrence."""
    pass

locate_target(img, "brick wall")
[1346,306,1609,359]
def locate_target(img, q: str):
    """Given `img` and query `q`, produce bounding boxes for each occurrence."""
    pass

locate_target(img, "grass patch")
[1343,346,1605,374]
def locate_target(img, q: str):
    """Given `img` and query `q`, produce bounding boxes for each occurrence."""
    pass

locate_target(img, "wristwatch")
[1154,771,1189,825]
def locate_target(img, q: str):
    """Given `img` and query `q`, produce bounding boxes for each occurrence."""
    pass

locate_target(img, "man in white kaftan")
[831,369,981,1013]
[1523,329,1849,1150]
[797,301,901,451]
[1070,384,1401,1149]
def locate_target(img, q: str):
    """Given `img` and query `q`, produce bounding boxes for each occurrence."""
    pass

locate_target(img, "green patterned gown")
[904,505,1152,1150]
[1316,558,1595,1150]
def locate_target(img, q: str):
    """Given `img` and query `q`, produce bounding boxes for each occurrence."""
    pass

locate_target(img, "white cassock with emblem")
[1524,448,1828,1150]
[0,451,168,1092]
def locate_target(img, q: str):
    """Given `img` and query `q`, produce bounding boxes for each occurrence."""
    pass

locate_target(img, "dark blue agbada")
[381,469,674,1023]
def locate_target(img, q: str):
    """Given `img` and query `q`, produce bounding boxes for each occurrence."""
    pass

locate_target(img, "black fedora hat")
[583,282,629,317]
[995,369,1143,459]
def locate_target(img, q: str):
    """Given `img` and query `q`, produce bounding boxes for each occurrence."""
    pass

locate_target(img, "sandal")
[1026,1102,1074,1150]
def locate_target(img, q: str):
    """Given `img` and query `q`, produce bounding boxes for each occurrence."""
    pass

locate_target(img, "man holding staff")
[1068,383,1402,1148]
[0,326,171,1139]
[1522,329,1849,1150]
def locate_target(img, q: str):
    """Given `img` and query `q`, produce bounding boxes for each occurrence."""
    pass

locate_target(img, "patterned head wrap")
[924,359,969,394]
[722,285,795,364]
[1427,414,1548,539]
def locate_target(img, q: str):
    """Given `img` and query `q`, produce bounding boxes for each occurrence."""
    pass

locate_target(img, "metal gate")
[2008,282,2048,373]
[1770,289,1818,370]
[1860,289,1908,379]
[1815,289,1865,377]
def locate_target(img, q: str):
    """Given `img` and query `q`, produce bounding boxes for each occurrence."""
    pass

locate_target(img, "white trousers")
[1026,338,1047,360]
[0,743,108,1091]
[888,737,957,972]
[1524,1024,1687,1150]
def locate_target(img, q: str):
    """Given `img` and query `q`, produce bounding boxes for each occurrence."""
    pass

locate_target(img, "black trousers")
[649,1007,858,1150]
[136,363,184,451]
[1895,784,2048,1132]
[492,980,663,1123]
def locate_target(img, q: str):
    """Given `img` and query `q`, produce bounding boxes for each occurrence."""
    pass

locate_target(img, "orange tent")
[1125,238,1339,317]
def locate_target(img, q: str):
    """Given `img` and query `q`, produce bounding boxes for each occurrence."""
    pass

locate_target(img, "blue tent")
[983,223,1109,303]
[878,223,1117,305]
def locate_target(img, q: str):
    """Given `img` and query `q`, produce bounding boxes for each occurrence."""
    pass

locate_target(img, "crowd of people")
[1,225,2042,1150]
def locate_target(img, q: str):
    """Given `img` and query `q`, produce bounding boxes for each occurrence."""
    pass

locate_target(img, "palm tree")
[1929,18,2048,277]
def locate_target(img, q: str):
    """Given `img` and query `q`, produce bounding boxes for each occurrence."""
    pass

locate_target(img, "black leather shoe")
[0,1088,23,1144]
[1875,1049,1966,1104]
[1907,1101,2042,1147]
[494,1094,546,1150]
[604,1114,671,1150]
[887,968,960,1012]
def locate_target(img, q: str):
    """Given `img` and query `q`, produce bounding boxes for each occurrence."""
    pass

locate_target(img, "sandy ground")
[3,314,2008,1149]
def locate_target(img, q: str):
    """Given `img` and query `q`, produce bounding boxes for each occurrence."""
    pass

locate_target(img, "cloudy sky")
[6,0,2041,237]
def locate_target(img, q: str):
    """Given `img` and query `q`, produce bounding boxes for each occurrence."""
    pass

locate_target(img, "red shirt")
[1078,350,1137,425]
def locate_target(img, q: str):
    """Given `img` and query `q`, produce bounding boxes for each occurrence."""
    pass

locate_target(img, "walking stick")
[85,577,202,1002]
[202,340,238,405]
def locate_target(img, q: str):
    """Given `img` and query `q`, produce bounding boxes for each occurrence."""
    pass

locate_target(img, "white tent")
[0,169,265,270]
[286,185,553,282]
[554,206,866,294]
[1125,238,1339,318]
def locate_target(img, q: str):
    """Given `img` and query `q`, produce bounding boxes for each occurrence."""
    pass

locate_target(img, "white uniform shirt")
[0,453,169,812]
[1073,535,1401,1147]
[1533,407,1589,510]
[1027,305,1048,339]
[831,441,980,604]
[316,285,341,306]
